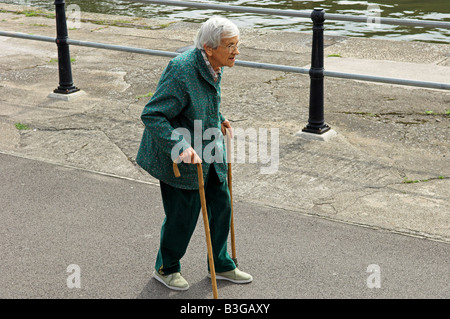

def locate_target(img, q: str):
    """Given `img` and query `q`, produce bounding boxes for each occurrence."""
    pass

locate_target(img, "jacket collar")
[200,50,221,83]
[194,48,222,89]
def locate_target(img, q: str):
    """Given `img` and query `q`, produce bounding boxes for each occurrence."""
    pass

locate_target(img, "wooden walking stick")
[173,161,219,299]
[226,133,238,267]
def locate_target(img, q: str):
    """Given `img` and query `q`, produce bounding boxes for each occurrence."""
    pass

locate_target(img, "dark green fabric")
[136,48,227,190]
[155,166,236,275]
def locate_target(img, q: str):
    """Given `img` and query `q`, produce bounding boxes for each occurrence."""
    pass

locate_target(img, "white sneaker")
[208,268,253,284]
[153,271,189,291]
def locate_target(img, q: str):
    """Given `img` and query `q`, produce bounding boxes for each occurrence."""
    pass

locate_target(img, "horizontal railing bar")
[67,38,179,58]
[0,31,448,90]
[0,30,179,57]
[235,60,310,75]
[0,31,55,43]
[323,71,450,90]
[130,0,450,29]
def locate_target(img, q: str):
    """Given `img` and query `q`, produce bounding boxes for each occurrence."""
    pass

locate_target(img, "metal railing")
[0,0,449,136]
[2,30,447,92]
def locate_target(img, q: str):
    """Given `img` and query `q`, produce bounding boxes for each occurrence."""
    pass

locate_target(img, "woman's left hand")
[221,119,233,138]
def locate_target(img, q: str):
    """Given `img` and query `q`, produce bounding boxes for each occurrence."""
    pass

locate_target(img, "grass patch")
[403,176,446,184]
[49,57,76,63]
[403,178,427,184]
[136,92,153,100]
[265,75,288,84]
[24,10,41,17]
[273,76,286,81]
[424,110,450,116]
[158,22,176,29]
[15,10,55,19]
[113,19,132,24]
[15,123,30,130]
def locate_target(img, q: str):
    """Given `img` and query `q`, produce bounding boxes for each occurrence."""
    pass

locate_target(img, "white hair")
[194,16,240,50]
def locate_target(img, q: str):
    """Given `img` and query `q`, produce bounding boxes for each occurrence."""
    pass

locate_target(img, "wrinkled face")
[204,36,240,71]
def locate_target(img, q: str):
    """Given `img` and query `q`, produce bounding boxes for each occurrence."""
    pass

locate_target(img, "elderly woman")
[136,16,252,291]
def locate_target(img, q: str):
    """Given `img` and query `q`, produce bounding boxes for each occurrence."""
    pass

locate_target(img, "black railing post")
[53,0,79,94]
[302,8,330,135]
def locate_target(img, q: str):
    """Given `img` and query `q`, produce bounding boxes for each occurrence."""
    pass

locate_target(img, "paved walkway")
[1,152,448,299]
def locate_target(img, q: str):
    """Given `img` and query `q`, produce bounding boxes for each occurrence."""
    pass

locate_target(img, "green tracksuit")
[136,48,235,275]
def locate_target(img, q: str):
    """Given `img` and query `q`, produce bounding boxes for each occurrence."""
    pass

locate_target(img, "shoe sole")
[152,271,190,291]
[207,273,253,284]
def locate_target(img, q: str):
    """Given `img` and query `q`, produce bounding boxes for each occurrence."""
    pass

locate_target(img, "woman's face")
[204,36,240,70]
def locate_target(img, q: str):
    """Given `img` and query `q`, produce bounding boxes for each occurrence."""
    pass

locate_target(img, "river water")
[2,0,450,43]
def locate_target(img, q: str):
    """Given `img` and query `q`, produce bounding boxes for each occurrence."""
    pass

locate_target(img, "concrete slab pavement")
[321,57,450,86]
[0,4,448,235]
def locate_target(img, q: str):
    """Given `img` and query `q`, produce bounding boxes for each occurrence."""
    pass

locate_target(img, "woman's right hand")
[178,147,202,164]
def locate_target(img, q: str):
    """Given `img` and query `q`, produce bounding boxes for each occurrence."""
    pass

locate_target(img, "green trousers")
[155,165,236,275]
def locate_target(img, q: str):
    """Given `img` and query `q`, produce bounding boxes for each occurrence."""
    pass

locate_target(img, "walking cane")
[173,161,219,299]
[226,133,238,267]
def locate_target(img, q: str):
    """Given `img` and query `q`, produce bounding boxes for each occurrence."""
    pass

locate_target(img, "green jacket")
[136,48,227,190]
